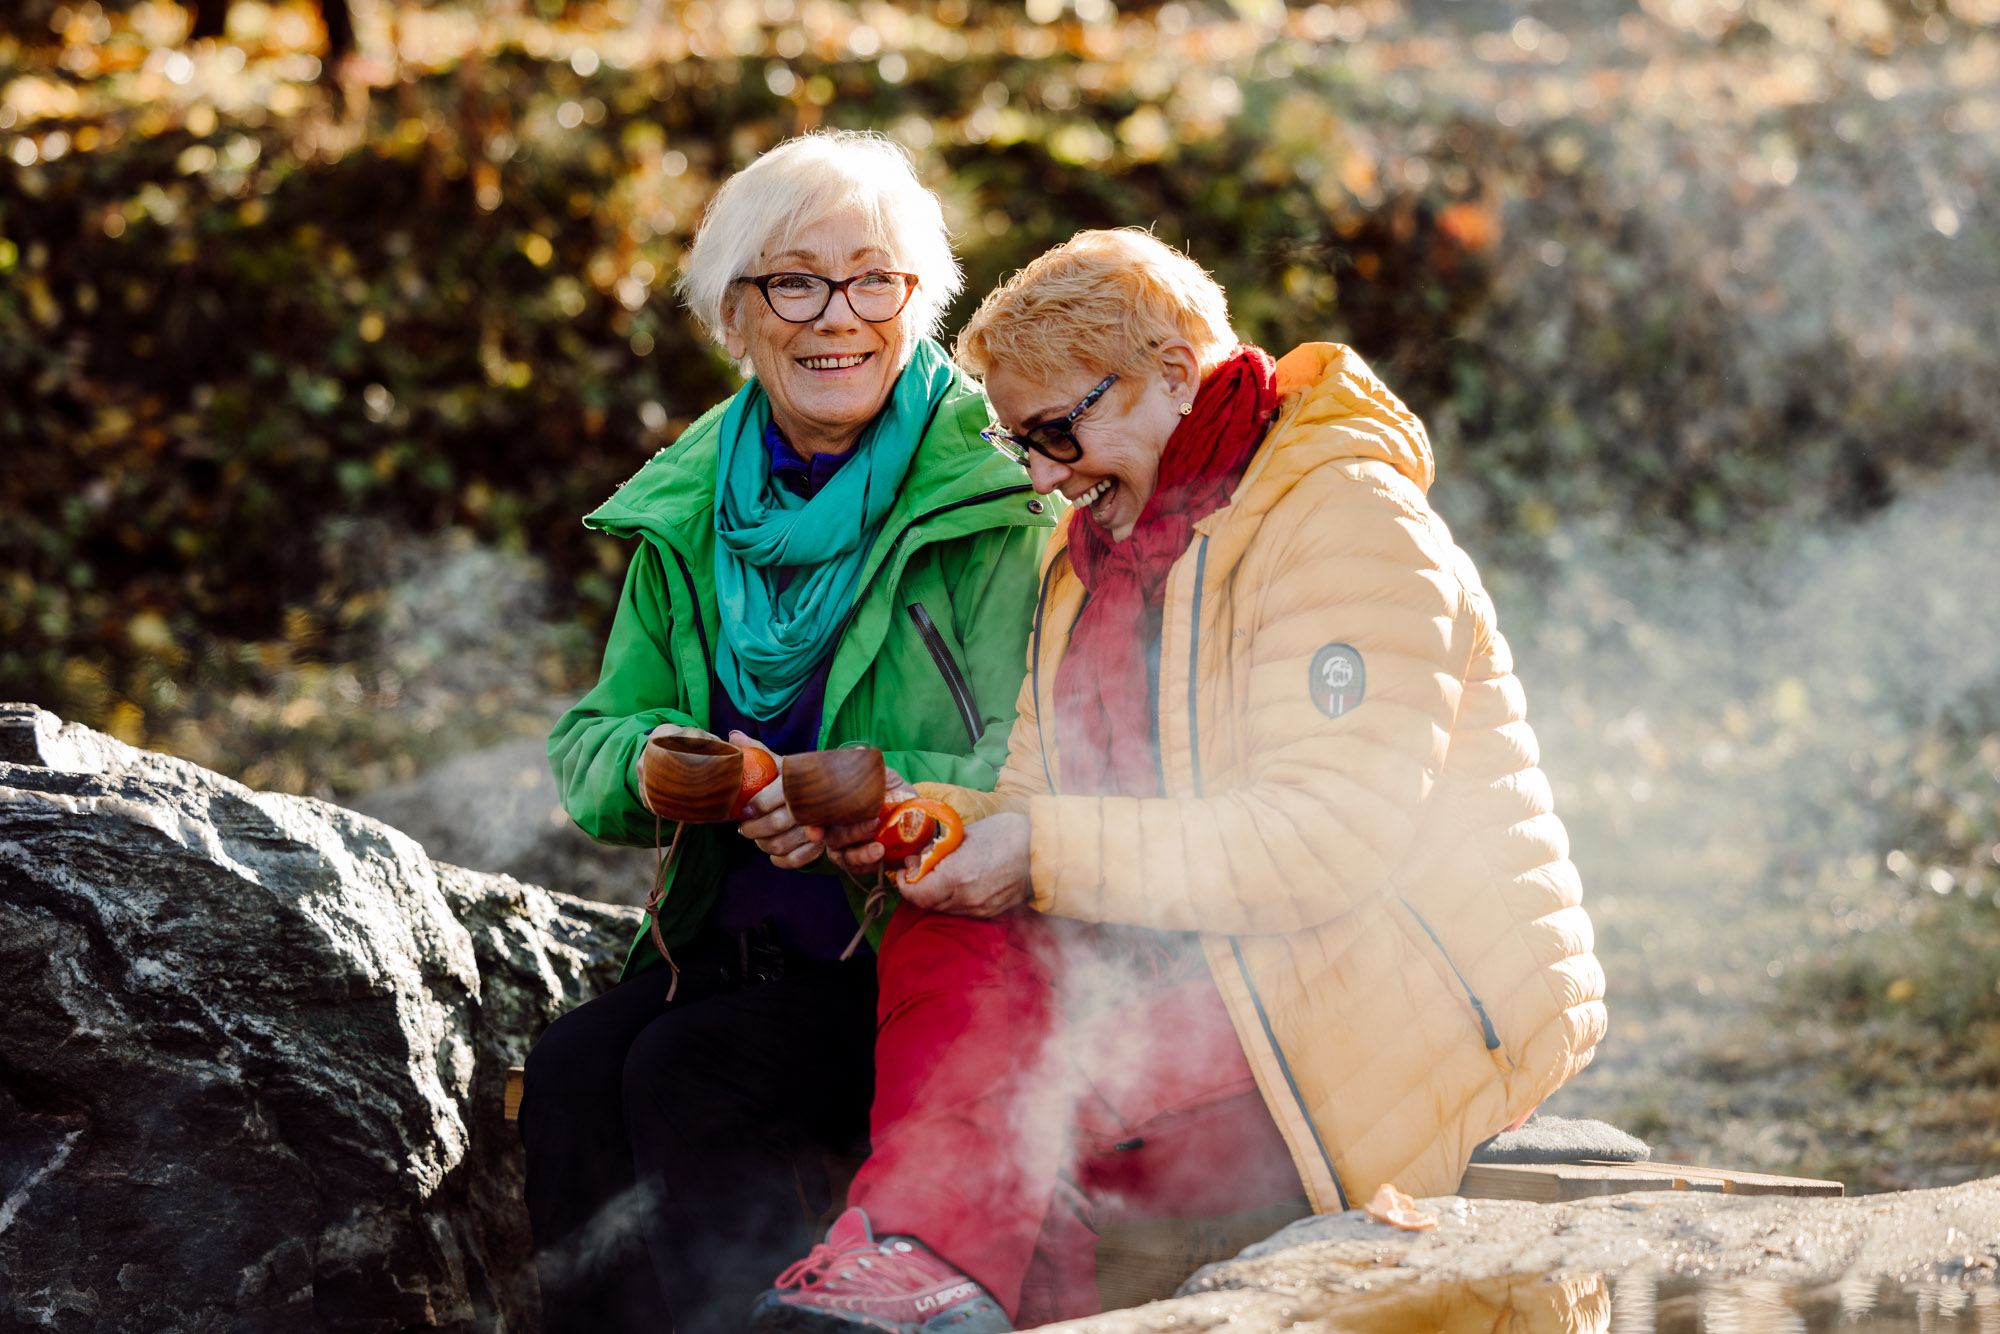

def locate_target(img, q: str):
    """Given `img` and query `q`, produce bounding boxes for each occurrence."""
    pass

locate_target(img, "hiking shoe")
[750,1207,1013,1334]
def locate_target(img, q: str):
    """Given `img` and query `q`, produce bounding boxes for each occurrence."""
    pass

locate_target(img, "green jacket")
[549,373,1058,978]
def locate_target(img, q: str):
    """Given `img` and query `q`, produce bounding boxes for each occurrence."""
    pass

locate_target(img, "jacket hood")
[583,397,730,547]
[1260,342,1434,495]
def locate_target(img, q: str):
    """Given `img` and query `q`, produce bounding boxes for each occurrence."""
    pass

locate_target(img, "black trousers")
[519,934,877,1334]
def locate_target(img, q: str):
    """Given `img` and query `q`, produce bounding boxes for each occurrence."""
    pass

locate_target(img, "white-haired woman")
[523,131,1057,1334]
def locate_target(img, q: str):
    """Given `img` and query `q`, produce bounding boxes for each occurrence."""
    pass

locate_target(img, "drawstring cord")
[839,868,891,962]
[647,814,688,1001]
[650,801,894,977]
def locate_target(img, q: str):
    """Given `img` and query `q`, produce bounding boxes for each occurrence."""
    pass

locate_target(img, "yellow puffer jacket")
[933,343,1606,1210]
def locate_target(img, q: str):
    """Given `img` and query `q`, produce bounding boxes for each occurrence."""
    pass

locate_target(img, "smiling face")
[723,211,912,457]
[982,340,1199,542]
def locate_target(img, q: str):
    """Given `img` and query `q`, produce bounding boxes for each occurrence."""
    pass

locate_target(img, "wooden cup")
[783,747,886,828]
[640,734,746,824]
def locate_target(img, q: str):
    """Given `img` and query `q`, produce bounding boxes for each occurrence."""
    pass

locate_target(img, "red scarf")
[1054,345,1280,797]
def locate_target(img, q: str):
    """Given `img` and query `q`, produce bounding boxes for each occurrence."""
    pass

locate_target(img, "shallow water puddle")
[1642,1275,2000,1334]
[1281,1272,2000,1334]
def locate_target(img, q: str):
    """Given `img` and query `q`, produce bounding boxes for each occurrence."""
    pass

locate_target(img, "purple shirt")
[766,419,858,497]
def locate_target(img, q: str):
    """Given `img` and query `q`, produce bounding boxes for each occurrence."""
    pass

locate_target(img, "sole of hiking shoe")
[749,1291,1011,1334]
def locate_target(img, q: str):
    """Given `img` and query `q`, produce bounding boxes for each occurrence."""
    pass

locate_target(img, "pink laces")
[774,1233,949,1295]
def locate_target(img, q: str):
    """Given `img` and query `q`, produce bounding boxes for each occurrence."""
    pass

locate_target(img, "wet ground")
[1639,1274,1999,1334]
[1163,1271,2000,1334]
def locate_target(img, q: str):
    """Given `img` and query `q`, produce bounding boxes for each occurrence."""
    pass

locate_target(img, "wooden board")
[504,1066,525,1123]
[1458,1159,1844,1202]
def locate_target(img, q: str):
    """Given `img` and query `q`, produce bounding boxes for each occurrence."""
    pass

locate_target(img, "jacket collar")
[1194,342,1434,538]
[584,366,1026,556]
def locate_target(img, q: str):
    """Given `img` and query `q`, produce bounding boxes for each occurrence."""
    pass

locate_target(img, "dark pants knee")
[522,955,876,1334]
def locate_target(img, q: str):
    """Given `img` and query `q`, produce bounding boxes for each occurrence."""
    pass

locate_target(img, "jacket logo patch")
[1309,644,1366,717]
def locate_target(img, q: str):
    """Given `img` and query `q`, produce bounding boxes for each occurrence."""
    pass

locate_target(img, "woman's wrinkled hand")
[633,722,721,812]
[895,811,1032,918]
[729,732,825,871]
[813,766,918,878]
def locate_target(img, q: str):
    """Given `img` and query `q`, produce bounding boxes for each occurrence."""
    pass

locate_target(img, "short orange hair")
[953,229,1237,388]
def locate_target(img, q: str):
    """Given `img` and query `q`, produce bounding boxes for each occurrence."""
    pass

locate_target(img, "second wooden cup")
[783,747,886,827]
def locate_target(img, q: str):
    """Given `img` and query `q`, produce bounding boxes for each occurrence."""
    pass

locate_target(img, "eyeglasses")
[980,374,1117,466]
[734,270,921,324]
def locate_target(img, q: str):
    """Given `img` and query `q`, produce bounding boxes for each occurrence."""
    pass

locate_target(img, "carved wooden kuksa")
[640,735,746,824]
[783,748,886,827]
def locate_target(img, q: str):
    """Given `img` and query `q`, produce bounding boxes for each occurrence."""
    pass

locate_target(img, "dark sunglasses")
[980,373,1117,466]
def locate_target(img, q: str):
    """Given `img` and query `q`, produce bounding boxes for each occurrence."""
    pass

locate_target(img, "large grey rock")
[0,704,640,1331]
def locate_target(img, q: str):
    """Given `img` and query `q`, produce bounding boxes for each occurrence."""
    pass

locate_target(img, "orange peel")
[1363,1182,1439,1231]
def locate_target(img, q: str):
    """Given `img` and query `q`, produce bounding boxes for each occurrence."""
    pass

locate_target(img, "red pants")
[845,905,1304,1326]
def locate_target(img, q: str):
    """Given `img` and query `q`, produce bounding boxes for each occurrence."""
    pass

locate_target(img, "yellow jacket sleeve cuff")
[912,781,1027,826]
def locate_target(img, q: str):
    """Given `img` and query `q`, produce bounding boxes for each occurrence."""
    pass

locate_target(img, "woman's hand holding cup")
[815,766,919,878]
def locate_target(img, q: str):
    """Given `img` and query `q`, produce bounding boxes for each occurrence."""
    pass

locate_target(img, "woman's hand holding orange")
[893,812,1031,918]
[730,732,826,871]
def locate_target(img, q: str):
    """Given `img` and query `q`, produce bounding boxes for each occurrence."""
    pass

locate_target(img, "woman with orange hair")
[753,229,1606,1333]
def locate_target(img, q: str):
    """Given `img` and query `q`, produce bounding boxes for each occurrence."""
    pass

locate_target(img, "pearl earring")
[1178,403,1192,416]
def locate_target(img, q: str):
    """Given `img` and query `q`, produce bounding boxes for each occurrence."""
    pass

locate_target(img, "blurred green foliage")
[6,0,1996,792]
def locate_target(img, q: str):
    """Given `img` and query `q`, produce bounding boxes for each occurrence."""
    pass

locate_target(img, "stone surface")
[0,704,639,1331]
[349,735,658,909]
[1037,1177,2000,1334]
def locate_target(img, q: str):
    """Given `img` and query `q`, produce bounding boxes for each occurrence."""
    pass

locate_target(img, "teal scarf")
[712,338,956,719]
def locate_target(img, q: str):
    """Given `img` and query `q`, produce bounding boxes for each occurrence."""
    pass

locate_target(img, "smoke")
[530,1179,659,1293]
[352,522,584,726]
[1502,471,2000,1050]
[350,734,657,905]
[339,529,658,903]
[992,921,1296,1255]
[901,479,2000,1263]
[529,1159,830,1319]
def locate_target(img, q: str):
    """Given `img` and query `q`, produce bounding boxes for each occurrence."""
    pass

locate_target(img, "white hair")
[678,130,963,352]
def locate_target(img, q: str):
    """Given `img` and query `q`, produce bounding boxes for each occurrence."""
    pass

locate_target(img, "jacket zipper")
[1029,554,1063,793]
[1399,899,1504,1052]
[666,544,713,671]
[1182,533,1349,1212]
[826,485,1034,668]
[665,484,1031,745]
[905,602,982,749]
